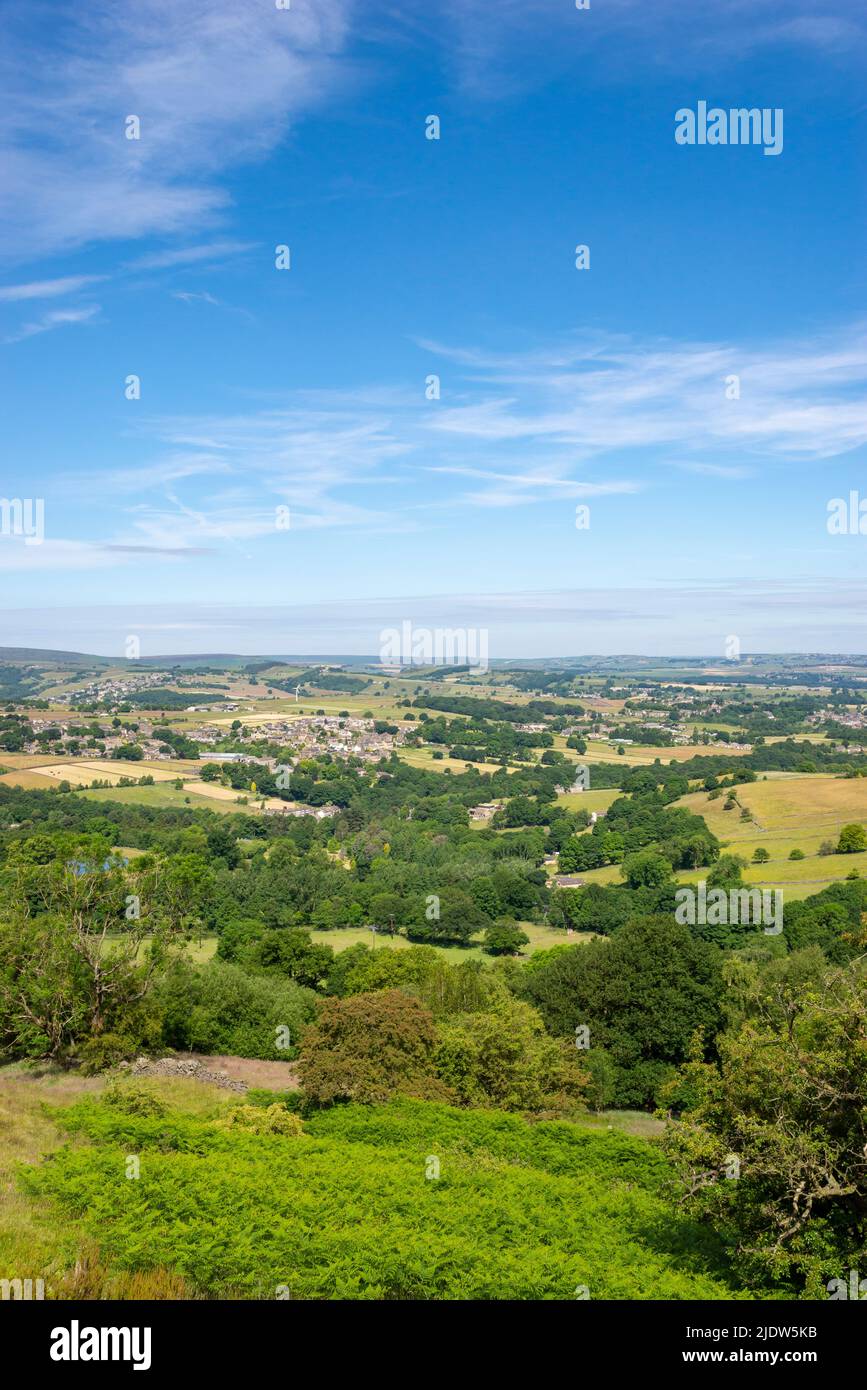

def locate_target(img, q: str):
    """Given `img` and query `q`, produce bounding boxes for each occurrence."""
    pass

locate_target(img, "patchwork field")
[0,756,201,789]
[16,759,182,786]
[0,754,291,814]
[0,769,64,790]
[172,679,431,729]
[556,775,867,901]
[0,754,80,770]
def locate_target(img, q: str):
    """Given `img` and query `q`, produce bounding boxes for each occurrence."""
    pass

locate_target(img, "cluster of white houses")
[18,718,175,761]
[193,714,404,764]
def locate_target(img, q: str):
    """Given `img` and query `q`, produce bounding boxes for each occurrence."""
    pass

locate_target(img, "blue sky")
[1,0,866,658]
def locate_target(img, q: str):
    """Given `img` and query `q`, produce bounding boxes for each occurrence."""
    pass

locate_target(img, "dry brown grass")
[0,1063,104,1292]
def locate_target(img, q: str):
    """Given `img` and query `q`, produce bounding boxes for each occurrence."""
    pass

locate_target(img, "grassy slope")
[568,774,867,902]
[0,1067,216,1297]
[674,775,867,899]
[0,1066,103,1282]
[6,1076,745,1301]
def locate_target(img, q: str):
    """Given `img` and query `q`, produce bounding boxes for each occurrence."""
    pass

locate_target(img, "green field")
[297,919,590,960]
[556,788,622,813]
[77,784,241,813]
[564,863,623,888]
[124,919,591,966]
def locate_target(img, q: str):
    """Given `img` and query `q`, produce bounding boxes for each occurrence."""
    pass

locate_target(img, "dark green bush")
[155,959,317,1059]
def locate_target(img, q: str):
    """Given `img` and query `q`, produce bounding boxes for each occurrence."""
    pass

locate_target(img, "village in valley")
[1,649,866,906]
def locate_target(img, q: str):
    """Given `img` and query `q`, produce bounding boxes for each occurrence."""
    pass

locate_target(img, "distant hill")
[0,649,380,670]
[0,647,114,665]
[1,646,866,674]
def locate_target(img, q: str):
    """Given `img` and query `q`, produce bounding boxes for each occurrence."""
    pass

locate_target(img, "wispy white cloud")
[425,463,641,509]
[0,275,105,302]
[23,319,867,561]
[430,0,865,100]
[128,241,257,272]
[63,403,420,554]
[421,324,867,466]
[172,291,220,306]
[0,1,354,258]
[674,462,753,480]
[170,287,255,321]
[88,455,234,494]
[5,305,100,344]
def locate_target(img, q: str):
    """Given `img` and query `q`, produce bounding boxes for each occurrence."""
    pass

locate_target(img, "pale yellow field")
[557,775,867,902]
[0,754,72,769]
[556,788,622,813]
[398,746,519,775]
[0,770,57,789]
[554,737,751,768]
[675,774,867,898]
[677,775,867,849]
[0,756,262,811]
[11,760,183,787]
[181,781,288,811]
[566,855,867,903]
[675,861,867,902]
